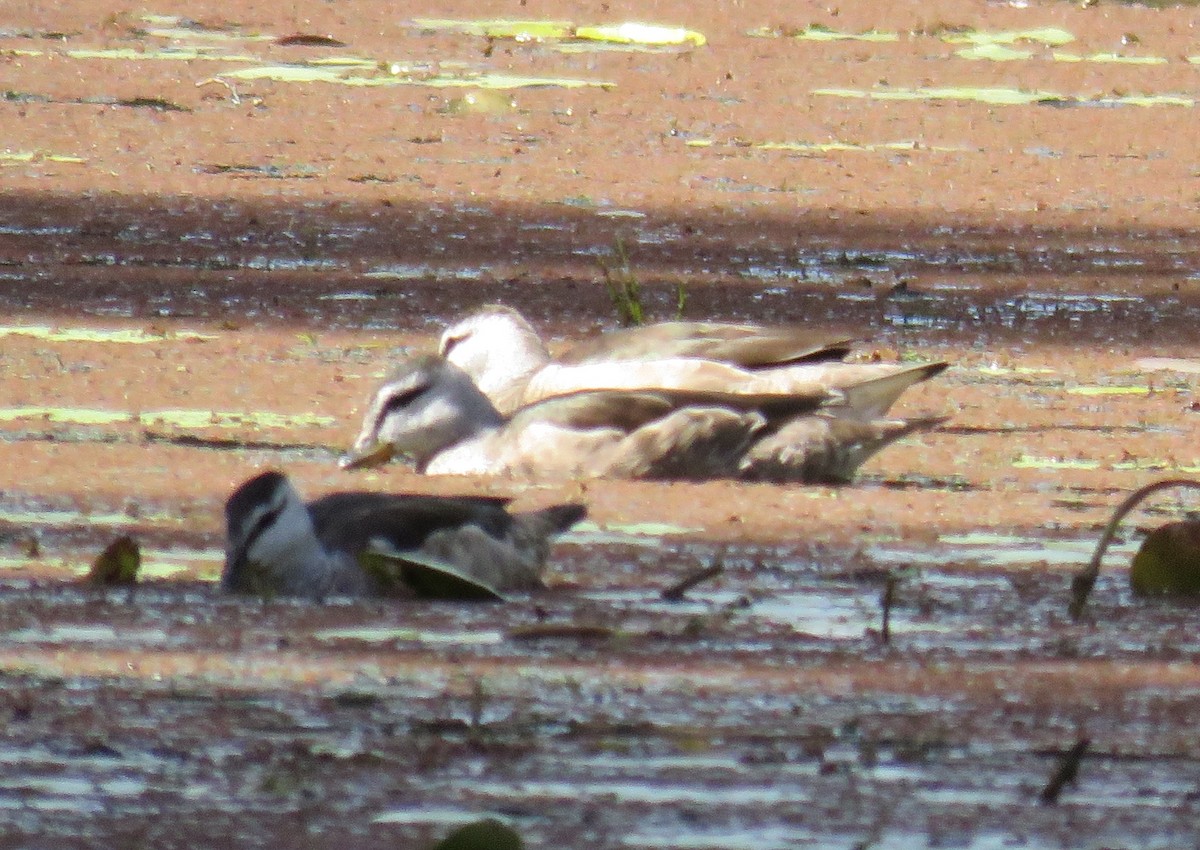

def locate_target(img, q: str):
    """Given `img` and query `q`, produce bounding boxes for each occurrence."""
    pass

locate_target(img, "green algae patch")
[813,86,1062,106]
[411,18,705,47]
[755,139,965,154]
[0,325,215,343]
[411,19,574,40]
[0,406,334,430]
[1053,51,1168,65]
[0,407,132,426]
[140,409,336,429]
[1066,385,1151,396]
[66,47,258,62]
[0,151,86,164]
[955,44,1033,61]
[1012,455,1101,471]
[813,86,1193,107]
[574,23,706,47]
[312,626,505,644]
[136,14,273,44]
[747,24,898,42]
[217,63,613,90]
[939,27,1074,47]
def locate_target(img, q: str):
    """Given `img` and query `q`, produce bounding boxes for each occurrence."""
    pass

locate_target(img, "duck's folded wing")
[309,492,516,553]
[559,322,854,367]
[509,390,678,431]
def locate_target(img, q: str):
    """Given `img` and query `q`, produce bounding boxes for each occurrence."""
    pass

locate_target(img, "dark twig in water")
[1070,478,1200,620]
[880,572,898,644]
[662,548,726,601]
[1039,738,1090,805]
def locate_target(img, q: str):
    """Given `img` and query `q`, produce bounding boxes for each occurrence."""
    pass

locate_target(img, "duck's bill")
[338,442,394,470]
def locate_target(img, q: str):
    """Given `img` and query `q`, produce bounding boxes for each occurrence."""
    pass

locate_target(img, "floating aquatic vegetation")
[1072,479,1200,619]
[66,47,258,62]
[411,18,705,48]
[747,24,898,42]
[0,406,335,430]
[1066,385,1150,396]
[198,162,321,179]
[938,27,1075,47]
[432,818,523,850]
[0,325,215,343]
[136,14,274,43]
[276,34,347,48]
[813,86,1193,108]
[754,139,967,154]
[313,626,504,644]
[1053,52,1168,65]
[0,151,85,164]
[216,62,613,90]
[86,536,140,586]
[955,44,1032,61]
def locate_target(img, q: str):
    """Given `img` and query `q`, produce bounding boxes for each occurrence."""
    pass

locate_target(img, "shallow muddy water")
[3,1,1200,847]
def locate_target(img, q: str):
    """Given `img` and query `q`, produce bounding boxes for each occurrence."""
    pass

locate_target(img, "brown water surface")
[2,1,1200,847]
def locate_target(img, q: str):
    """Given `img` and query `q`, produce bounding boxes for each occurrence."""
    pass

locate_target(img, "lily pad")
[1130,521,1200,596]
[86,536,140,586]
[433,818,522,850]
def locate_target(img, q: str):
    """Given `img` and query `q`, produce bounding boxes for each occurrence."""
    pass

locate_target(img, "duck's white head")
[340,355,505,470]
[439,305,551,400]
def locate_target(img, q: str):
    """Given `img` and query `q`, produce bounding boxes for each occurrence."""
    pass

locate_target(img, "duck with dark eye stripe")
[339,355,839,481]
[222,470,584,601]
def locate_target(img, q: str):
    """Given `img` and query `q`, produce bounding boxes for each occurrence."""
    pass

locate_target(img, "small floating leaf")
[1130,522,1200,596]
[66,47,258,62]
[1053,52,1167,65]
[940,27,1075,47]
[813,86,1192,108]
[217,63,612,89]
[955,44,1033,61]
[433,818,522,850]
[1011,455,1100,471]
[1066,385,1149,396]
[276,34,347,47]
[411,18,574,40]
[748,24,897,42]
[358,550,505,601]
[87,536,140,586]
[0,325,215,343]
[112,96,190,112]
[0,151,86,164]
[574,23,706,47]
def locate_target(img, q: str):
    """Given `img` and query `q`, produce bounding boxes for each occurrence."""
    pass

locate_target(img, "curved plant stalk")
[1070,478,1200,620]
